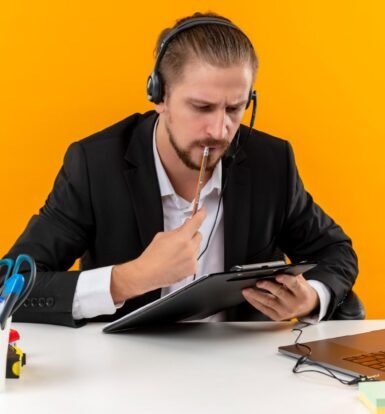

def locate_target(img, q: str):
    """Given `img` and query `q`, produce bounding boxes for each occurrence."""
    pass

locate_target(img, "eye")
[226,106,242,114]
[194,105,212,113]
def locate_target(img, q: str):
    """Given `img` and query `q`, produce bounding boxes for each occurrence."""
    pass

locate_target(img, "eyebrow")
[187,98,247,107]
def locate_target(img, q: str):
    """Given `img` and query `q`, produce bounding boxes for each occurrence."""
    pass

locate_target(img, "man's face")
[156,59,254,171]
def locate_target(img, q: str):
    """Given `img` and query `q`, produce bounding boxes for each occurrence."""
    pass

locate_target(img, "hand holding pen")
[110,150,210,301]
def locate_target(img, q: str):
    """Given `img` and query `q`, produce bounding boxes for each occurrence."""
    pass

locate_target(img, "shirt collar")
[152,118,222,199]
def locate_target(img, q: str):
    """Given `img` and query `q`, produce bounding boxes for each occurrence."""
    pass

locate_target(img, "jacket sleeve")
[277,141,358,319]
[3,142,94,327]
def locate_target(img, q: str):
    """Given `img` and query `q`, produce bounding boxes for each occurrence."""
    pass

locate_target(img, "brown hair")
[155,12,258,93]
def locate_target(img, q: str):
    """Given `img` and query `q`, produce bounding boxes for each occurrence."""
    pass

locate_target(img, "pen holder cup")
[0,317,11,392]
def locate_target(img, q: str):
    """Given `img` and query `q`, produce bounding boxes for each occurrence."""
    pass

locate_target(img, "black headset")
[146,17,258,266]
[147,16,258,162]
[146,16,257,114]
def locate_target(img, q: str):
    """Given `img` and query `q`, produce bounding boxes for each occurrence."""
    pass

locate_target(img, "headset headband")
[153,17,249,74]
[147,16,255,104]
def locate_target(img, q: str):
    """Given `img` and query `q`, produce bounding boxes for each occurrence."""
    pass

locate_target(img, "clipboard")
[103,261,317,333]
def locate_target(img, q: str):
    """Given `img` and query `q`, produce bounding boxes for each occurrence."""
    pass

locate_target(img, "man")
[4,13,358,327]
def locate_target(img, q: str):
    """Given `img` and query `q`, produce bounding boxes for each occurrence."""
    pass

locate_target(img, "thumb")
[181,207,206,236]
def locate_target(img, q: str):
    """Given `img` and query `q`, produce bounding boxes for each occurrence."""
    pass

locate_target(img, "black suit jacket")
[4,111,358,326]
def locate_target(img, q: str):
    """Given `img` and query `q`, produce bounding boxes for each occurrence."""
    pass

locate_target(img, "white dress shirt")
[72,121,330,322]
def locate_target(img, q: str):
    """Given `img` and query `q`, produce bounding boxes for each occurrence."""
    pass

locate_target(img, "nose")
[205,109,229,140]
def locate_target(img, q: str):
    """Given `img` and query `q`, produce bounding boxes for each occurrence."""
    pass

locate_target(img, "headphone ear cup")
[146,74,155,102]
[147,72,163,104]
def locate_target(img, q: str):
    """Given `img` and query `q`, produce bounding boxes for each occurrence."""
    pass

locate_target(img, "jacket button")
[30,297,38,307]
[46,297,55,308]
[38,297,46,308]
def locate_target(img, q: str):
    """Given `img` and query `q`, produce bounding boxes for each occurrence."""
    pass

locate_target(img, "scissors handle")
[13,255,36,276]
[0,273,25,330]
[0,255,37,315]
[0,258,15,284]
[9,255,37,314]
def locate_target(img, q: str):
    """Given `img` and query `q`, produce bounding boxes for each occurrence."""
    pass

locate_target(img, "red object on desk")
[9,329,20,343]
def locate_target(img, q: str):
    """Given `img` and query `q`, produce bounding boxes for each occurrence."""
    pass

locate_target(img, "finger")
[244,288,296,320]
[256,280,289,299]
[192,230,202,242]
[181,207,206,237]
[254,280,298,317]
[275,274,304,294]
[243,288,279,311]
[273,283,286,298]
[192,231,202,255]
[242,289,281,320]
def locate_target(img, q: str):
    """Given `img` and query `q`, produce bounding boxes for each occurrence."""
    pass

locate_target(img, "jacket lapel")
[123,113,164,250]
[223,151,251,271]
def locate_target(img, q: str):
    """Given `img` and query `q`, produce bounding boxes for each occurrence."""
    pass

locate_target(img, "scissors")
[0,255,36,329]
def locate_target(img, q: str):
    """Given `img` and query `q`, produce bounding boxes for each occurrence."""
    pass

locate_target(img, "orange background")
[1,2,384,318]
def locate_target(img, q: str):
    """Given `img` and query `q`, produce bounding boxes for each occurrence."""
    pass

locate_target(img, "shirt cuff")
[300,280,331,324]
[72,265,122,320]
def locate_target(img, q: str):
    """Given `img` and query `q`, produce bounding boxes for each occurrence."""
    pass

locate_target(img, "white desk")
[2,320,385,413]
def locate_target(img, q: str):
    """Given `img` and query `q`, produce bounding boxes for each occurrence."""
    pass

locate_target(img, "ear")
[154,90,171,114]
[154,101,165,114]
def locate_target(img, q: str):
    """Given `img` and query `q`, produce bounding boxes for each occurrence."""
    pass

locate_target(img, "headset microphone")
[248,91,257,132]
[226,90,257,164]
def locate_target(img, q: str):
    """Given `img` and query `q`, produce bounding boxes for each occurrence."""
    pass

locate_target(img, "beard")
[165,122,231,172]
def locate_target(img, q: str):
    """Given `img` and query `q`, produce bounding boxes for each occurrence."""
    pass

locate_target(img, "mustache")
[190,138,229,149]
